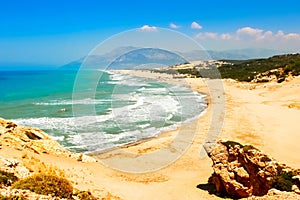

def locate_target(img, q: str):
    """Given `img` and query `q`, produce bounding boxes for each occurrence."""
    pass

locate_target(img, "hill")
[172,53,300,82]
[218,53,300,82]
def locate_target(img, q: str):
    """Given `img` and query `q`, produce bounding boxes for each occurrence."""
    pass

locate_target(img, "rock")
[251,68,287,83]
[292,185,299,191]
[24,130,44,140]
[247,188,300,200]
[3,158,19,167]
[0,117,70,156]
[77,153,83,162]
[208,140,300,198]
[295,189,300,195]
[70,153,97,163]
[293,175,300,185]
[14,165,30,178]
[0,157,30,179]
[5,122,17,129]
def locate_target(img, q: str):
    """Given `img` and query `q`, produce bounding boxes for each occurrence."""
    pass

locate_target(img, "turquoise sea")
[0,69,206,153]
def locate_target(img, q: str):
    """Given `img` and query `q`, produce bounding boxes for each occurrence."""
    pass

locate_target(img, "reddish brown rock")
[208,140,300,198]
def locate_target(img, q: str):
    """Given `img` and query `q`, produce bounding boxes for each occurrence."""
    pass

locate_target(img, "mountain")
[61,47,188,70]
[60,46,138,70]
[109,48,187,69]
[60,47,288,70]
[181,50,249,61]
[222,48,286,59]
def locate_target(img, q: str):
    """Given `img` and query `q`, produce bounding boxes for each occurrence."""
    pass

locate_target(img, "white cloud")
[236,27,300,42]
[191,21,202,29]
[283,33,300,40]
[169,23,180,29]
[236,27,263,39]
[220,33,232,40]
[194,26,300,51]
[195,32,218,40]
[140,25,158,32]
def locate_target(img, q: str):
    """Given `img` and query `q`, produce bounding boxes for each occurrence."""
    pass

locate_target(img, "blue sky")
[1,0,300,66]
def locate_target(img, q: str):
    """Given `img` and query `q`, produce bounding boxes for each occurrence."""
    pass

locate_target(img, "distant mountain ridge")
[60,47,287,70]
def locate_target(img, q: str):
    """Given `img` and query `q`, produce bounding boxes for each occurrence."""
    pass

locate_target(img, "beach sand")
[1,71,300,199]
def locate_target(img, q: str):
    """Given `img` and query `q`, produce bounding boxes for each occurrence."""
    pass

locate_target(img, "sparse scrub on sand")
[11,166,98,199]
[12,173,73,199]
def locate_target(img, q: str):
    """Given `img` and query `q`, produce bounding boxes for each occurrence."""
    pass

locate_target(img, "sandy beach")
[1,70,300,199]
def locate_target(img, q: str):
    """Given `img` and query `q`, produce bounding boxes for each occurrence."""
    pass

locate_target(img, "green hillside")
[172,54,300,82]
[218,53,300,81]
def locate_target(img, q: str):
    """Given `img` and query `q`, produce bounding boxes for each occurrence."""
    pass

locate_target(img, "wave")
[33,98,111,106]
[9,70,207,153]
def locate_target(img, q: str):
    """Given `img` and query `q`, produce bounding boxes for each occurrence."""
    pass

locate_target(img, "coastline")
[1,70,300,199]
[89,69,209,156]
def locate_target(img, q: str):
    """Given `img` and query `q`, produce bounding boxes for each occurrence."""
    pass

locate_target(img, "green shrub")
[177,67,202,78]
[12,173,73,199]
[0,171,18,186]
[273,171,296,191]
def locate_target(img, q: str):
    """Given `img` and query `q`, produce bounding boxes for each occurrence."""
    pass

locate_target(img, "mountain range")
[60,47,286,70]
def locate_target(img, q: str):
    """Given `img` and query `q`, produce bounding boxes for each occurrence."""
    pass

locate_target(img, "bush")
[0,171,18,186]
[273,171,296,191]
[12,173,73,199]
[177,68,202,78]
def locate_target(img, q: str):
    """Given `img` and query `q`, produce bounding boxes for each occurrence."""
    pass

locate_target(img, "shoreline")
[1,70,300,199]
[87,69,209,156]
[96,69,210,147]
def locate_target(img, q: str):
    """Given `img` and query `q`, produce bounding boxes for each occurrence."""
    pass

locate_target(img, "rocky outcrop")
[0,118,96,162]
[251,68,293,83]
[208,140,300,198]
[0,118,69,155]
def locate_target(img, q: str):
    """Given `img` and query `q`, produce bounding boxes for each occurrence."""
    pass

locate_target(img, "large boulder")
[208,140,300,198]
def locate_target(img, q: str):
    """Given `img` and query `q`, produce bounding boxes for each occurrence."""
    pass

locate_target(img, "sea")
[0,69,206,153]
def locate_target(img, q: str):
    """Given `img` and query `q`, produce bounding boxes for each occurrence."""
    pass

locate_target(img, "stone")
[4,158,19,167]
[208,140,300,198]
[70,153,97,163]
[292,185,299,191]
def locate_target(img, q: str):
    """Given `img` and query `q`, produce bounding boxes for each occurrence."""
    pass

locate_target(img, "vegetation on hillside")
[0,166,97,199]
[13,173,73,199]
[173,54,300,82]
[218,54,300,81]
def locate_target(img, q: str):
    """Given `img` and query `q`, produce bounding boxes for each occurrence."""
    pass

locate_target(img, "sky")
[1,0,300,67]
